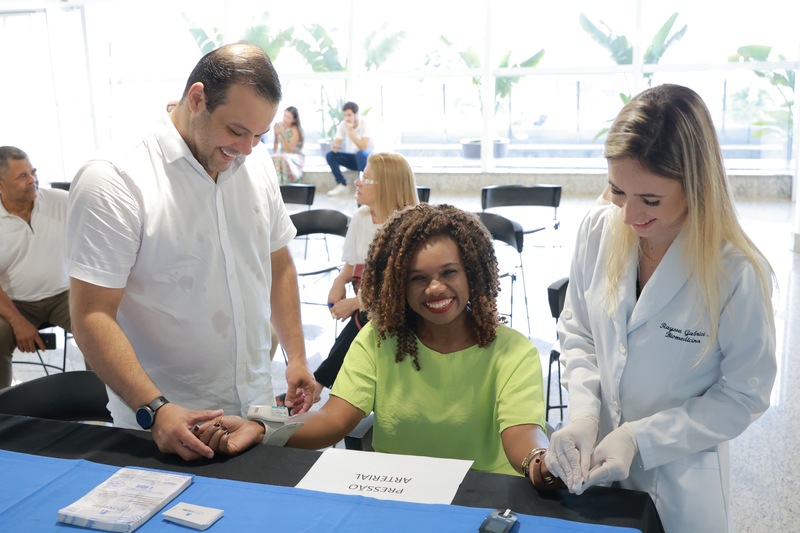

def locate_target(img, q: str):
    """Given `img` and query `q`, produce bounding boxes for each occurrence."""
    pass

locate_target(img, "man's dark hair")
[0,146,28,177]
[181,42,282,113]
[342,101,359,114]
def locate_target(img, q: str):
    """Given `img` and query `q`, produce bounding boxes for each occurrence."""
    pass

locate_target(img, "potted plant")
[318,95,345,156]
[439,36,544,158]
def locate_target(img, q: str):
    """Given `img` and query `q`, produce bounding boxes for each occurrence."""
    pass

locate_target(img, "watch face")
[136,407,154,429]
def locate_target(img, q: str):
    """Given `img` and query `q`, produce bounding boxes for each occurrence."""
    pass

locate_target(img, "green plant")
[439,36,545,114]
[728,45,795,160]
[579,12,687,138]
[293,23,399,139]
[292,24,345,72]
[364,22,406,72]
[184,14,293,61]
[241,17,294,61]
[183,14,223,54]
[320,95,345,140]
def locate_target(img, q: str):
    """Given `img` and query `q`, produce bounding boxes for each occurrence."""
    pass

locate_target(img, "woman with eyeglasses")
[305,152,418,402]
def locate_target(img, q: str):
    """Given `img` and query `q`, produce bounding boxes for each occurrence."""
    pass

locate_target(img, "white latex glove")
[544,418,599,492]
[579,423,638,495]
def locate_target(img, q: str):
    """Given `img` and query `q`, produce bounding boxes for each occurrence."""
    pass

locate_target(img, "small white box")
[162,502,223,530]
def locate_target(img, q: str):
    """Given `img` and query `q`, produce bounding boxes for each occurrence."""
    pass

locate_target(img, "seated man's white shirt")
[335,117,374,153]
[67,115,296,428]
[0,188,69,301]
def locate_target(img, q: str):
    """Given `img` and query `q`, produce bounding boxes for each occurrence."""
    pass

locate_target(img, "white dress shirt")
[67,115,296,427]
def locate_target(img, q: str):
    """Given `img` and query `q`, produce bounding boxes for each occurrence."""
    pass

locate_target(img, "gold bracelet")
[521,447,547,478]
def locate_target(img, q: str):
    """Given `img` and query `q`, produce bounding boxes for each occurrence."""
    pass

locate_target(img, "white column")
[480,0,493,172]
[792,46,800,252]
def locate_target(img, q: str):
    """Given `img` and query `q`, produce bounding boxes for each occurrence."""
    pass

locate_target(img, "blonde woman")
[314,153,418,397]
[546,84,776,532]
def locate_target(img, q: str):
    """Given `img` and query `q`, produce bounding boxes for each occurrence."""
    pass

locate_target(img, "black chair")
[416,186,431,203]
[481,184,561,234]
[280,183,315,209]
[0,370,111,423]
[290,209,351,307]
[281,184,317,258]
[49,182,71,191]
[475,212,530,336]
[546,277,569,422]
[13,323,68,375]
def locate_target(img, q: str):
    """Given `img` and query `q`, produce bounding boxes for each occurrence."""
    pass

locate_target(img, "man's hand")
[284,361,318,415]
[194,415,265,456]
[11,318,45,353]
[150,403,224,461]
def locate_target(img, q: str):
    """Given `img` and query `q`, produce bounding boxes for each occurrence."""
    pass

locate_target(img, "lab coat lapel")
[629,232,690,333]
[611,246,639,344]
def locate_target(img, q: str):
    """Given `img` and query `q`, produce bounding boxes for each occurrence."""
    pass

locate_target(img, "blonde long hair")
[603,84,774,350]
[367,152,419,222]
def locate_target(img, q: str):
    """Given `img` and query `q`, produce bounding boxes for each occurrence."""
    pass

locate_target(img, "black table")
[0,414,663,532]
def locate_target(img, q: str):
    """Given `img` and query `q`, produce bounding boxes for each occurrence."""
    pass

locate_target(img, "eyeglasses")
[357,173,377,185]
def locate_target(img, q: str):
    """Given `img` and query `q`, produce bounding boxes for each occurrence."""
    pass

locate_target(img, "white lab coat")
[559,205,776,533]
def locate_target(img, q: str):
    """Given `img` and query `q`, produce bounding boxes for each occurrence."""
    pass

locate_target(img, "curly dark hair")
[360,203,501,371]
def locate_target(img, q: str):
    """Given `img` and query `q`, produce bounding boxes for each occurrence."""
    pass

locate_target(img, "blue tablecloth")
[0,450,639,532]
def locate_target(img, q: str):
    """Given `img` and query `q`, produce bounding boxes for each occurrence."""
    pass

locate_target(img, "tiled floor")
[9,187,797,533]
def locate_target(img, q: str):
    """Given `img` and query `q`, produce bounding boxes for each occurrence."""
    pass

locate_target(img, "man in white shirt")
[67,43,316,460]
[325,101,373,196]
[0,146,71,389]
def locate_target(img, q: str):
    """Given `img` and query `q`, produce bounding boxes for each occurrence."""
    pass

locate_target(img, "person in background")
[313,152,418,398]
[0,146,72,389]
[67,42,317,461]
[198,204,566,489]
[545,84,776,532]
[271,106,304,184]
[325,101,373,196]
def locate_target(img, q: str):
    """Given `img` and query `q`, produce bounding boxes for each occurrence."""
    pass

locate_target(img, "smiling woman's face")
[405,235,470,328]
[607,158,688,243]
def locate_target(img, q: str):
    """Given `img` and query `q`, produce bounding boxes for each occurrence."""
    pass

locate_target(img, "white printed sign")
[295,448,473,505]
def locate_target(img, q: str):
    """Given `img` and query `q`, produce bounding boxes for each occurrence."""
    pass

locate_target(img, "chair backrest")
[547,277,569,320]
[475,212,524,253]
[481,185,561,234]
[280,183,316,208]
[0,370,111,423]
[290,209,350,239]
[416,186,431,203]
[481,184,562,210]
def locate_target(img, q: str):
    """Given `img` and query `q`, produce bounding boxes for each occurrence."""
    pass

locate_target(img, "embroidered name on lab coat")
[660,323,706,344]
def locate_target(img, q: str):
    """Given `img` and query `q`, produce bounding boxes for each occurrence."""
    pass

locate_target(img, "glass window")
[4,0,798,174]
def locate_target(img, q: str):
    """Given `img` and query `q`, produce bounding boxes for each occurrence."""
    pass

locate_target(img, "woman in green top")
[200,204,563,488]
